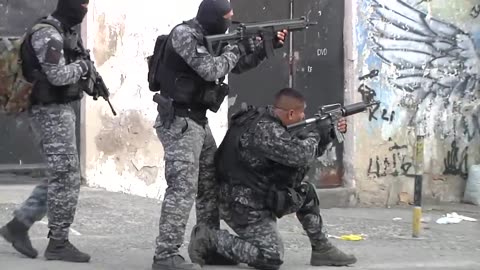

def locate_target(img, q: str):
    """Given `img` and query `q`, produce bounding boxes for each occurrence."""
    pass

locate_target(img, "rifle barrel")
[286,101,379,131]
[106,99,117,116]
[343,101,376,116]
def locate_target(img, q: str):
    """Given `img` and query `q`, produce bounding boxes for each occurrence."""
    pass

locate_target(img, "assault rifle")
[76,43,117,116]
[286,100,380,143]
[204,16,317,58]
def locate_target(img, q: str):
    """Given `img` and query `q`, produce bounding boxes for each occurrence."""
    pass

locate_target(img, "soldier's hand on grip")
[77,59,93,76]
[274,29,288,48]
[337,117,347,133]
[238,38,256,55]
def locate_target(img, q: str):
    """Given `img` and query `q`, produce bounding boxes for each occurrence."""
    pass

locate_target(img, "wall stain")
[93,13,126,66]
[95,110,161,186]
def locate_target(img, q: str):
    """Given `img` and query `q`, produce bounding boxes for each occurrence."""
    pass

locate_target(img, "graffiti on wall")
[443,140,469,179]
[358,70,397,124]
[472,4,480,18]
[360,0,480,178]
[367,137,415,178]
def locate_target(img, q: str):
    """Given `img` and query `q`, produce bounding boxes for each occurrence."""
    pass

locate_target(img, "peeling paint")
[355,0,480,205]
[83,0,225,200]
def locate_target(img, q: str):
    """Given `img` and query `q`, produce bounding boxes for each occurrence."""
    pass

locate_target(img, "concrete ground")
[1,175,480,270]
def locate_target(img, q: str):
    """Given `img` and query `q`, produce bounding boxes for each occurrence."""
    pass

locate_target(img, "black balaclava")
[52,0,89,28]
[196,0,232,35]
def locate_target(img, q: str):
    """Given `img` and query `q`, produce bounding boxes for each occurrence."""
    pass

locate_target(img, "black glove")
[78,59,94,76]
[237,38,256,55]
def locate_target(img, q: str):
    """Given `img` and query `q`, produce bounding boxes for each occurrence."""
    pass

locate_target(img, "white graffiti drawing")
[367,0,480,139]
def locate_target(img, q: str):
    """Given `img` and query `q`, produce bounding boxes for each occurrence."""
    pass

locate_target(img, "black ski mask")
[196,0,232,35]
[52,0,89,28]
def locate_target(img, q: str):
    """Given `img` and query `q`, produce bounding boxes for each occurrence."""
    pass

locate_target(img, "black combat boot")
[310,240,357,266]
[0,218,38,258]
[44,236,90,263]
[187,224,218,266]
[151,255,200,270]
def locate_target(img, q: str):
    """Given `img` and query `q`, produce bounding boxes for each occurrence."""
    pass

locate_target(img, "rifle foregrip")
[343,102,368,116]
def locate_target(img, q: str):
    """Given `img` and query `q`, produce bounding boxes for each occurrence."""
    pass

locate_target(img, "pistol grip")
[263,38,275,58]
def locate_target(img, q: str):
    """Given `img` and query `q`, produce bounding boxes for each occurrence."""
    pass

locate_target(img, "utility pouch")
[200,82,229,112]
[153,93,174,129]
[173,73,197,104]
[265,186,302,218]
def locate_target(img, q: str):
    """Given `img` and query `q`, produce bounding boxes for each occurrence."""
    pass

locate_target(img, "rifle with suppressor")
[76,42,117,116]
[204,16,317,58]
[286,100,380,143]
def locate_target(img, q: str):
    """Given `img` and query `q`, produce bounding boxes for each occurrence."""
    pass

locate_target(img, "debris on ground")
[328,234,365,241]
[436,212,477,224]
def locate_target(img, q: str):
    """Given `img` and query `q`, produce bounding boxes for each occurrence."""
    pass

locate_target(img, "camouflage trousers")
[154,115,219,260]
[13,104,81,240]
[214,182,325,268]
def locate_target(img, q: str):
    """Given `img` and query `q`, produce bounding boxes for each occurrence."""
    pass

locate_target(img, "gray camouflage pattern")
[14,104,80,240]
[210,108,332,267]
[153,19,266,260]
[31,16,86,86]
[172,19,267,82]
[11,16,84,241]
[153,116,218,260]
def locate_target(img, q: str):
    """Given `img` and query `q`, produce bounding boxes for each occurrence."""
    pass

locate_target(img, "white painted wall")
[83,0,228,200]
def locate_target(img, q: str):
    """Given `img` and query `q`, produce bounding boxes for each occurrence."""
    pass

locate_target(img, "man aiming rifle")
[204,16,318,58]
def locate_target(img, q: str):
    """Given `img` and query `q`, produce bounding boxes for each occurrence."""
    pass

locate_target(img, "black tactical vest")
[215,106,307,195]
[161,22,206,106]
[21,17,84,105]
[159,20,227,123]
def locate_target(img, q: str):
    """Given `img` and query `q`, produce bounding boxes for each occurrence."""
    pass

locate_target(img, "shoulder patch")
[44,38,63,65]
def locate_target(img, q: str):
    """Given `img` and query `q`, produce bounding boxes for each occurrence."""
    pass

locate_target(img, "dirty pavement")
[1,175,479,270]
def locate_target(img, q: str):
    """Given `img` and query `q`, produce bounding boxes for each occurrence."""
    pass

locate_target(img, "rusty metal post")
[412,134,424,238]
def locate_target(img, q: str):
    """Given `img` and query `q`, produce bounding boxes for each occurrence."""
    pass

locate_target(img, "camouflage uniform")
[1,13,90,262]
[153,18,266,262]
[219,107,327,267]
[15,15,86,240]
[189,106,356,268]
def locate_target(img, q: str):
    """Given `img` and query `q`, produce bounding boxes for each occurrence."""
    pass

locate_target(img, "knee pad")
[251,250,283,270]
[300,181,320,209]
[301,182,320,206]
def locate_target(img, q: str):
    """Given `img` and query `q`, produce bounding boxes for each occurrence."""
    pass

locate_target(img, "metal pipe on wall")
[288,0,294,88]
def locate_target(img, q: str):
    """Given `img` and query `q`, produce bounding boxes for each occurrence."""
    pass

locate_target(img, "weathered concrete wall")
[81,0,479,205]
[354,0,480,205]
[83,0,228,199]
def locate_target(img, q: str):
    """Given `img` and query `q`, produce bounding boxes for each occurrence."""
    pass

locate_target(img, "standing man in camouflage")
[188,88,357,269]
[151,0,287,269]
[0,0,93,263]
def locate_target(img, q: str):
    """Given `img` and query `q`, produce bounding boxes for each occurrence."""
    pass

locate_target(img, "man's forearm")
[231,43,266,74]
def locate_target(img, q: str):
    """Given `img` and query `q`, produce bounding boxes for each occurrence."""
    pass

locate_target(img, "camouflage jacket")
[29,15,87,86]
[220,106,335,209]
[170,18,267,82]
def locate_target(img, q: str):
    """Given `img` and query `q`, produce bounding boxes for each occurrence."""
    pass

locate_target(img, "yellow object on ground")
[339,234,363,241]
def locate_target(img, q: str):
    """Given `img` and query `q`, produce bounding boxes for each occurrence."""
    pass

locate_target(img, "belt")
[173,105,207,126]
